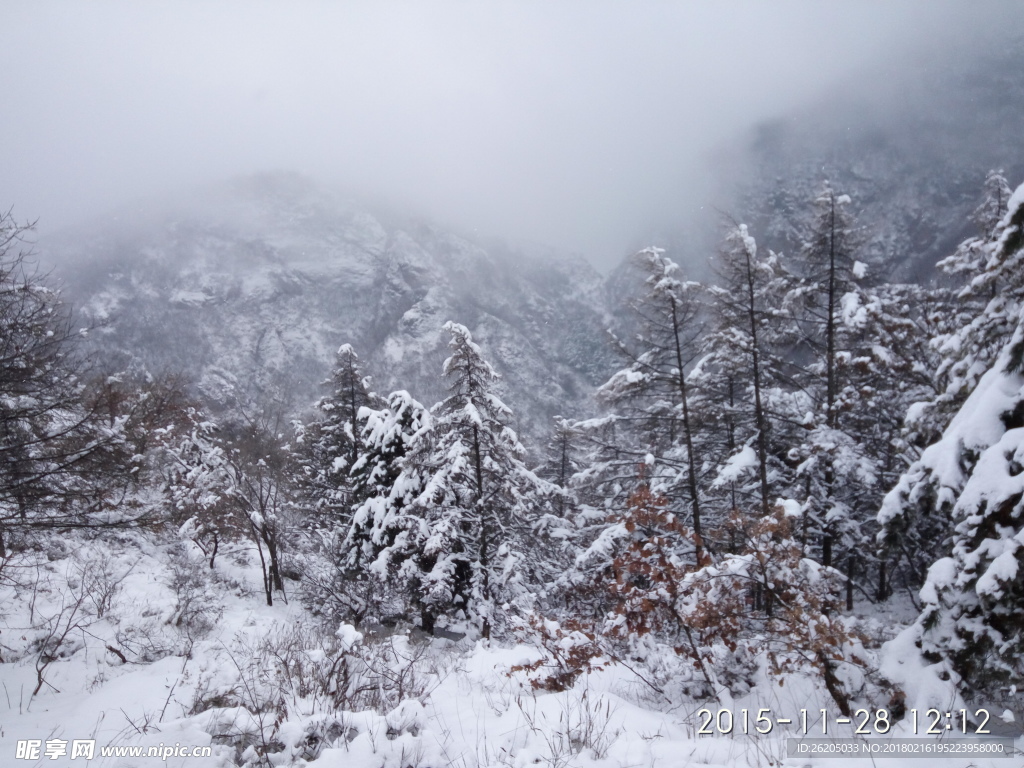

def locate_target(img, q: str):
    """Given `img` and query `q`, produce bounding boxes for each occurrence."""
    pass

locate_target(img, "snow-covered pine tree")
[940,170,1014,283]
[973,169,1015,239]
[538,417,583,516]
[902,295,1024,699]
[931,170,1019,420]
[341,391,430,600]
[782,187,889,596]
[879,178,1024,589]
[591,248,709,564]
[784,186,866,569]
[396,322,552,638]
[838,281,955,598]
[298,345,378,528]
[914,330,1024,697]
[700,223,791,520]
[529,416,583,579]
[895,171,1019,484]
[557,413,634,613]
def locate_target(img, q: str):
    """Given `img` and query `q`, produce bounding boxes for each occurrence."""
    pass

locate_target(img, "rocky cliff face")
[47,173,617,443]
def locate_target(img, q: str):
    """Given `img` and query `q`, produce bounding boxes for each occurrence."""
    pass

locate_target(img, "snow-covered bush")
[165,542,224,643]
[679,506,868,712]
[190,621,440,765]
[73,547,136,620]
[510,615,610,693]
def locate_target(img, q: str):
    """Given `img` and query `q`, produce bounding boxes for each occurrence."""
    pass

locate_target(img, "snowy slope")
[3,531,1019,768]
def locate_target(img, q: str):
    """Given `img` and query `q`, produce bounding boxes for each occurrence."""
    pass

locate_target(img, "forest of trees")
[2,170,1023,716]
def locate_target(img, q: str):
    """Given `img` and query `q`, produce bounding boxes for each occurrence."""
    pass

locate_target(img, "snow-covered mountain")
[46,173,616,441]
[39,44,1024,448]
[732,41,1024,281]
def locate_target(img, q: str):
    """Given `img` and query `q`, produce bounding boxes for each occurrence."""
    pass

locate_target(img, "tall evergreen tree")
[343,391,430,584]
[973,169,1014,239]
[298,344,377,527]
[904,256,1024,700]
[588,248,710,563]
[379,322,551,637]
[529,416,585,583]
[915,333,1024,696]
[880,178,1024,590]
[700,223,791,519]
[838,281,954,598]
[932,170,1020,419]
[538,416,583,520]
[785,186,869,572]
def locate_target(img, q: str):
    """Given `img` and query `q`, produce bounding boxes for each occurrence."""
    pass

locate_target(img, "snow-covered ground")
[1,532,1019,767]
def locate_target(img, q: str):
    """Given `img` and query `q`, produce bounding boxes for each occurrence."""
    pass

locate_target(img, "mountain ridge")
[44,173,618,445]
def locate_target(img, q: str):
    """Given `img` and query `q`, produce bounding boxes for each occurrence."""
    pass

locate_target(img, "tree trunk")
[846,554,855,611]
[741,242,771,517]
[876,560,889,602]
[472,424,491,640]
[818,649,852,717]
[671,297,704,564]
[419,605,435,635]
[253,534,272,607]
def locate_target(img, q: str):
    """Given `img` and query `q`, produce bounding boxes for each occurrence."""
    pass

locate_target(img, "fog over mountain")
[47,174,614,443]
[733,37,1024,283]
[10,4,1020,439]
[3,2,1018,271]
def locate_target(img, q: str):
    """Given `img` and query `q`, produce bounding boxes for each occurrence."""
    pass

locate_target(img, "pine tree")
[839,282,954,597]
[794,187,860,433]
[384,322,551,637]
[782,186,888,594]
[932,171,1020,417]
[973,169,1014,239]
[701,223,791,519]
[879,179,1024,591]
[912,306,1024,699]
[300,390,432,624]
[529,416,584,580]
[298,345,377,527]
[538,417,582,515]
[593,248,709,563]
[916,384,1024,696]
[343,391,430,581]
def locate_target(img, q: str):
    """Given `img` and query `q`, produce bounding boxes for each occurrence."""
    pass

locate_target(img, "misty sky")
[0,2,1016,268]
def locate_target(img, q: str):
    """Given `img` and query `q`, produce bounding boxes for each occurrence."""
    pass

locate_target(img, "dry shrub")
[511,615,609,692]
[680,506,869,713]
